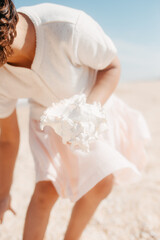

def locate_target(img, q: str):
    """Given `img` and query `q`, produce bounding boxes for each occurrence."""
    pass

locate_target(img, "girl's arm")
[0,109,19,223]
[86,56,121,105]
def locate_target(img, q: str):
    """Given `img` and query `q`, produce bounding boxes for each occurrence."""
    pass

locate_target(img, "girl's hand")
[0,194,16,224]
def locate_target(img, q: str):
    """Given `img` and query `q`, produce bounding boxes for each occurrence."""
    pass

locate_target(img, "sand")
[0,80,160,240]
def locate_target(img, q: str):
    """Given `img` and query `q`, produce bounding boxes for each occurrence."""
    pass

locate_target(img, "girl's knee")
[32,181,59,207]
[91,174,114,201]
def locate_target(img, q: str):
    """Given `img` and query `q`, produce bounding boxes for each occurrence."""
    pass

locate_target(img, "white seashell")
[40,93,109,152]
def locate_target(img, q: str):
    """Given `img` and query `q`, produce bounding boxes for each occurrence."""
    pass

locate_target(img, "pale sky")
[15,0,160,82]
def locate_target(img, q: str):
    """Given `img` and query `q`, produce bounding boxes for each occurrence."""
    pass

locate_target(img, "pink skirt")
[29,95,151,202]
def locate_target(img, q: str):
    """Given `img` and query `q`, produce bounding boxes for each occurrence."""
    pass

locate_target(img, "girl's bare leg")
[64,174,114,240]
[23,181,59,240]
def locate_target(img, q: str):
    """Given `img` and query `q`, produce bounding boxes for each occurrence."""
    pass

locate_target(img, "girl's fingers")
[0,217,3,224]
[9,206,16,215]
[8,195,16,215]
[0,208,16,225]
[0,196,16,224]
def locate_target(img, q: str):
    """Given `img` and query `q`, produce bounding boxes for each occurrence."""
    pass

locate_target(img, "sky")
[14,0,160,82]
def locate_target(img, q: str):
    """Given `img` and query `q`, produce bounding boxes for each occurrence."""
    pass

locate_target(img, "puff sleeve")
[0,94,17,119]
[74,11,117,70]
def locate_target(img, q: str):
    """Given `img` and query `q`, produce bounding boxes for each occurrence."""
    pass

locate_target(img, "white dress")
[0,3,151,202]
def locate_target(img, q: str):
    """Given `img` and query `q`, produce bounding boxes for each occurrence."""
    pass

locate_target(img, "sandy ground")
[0,80,160,240]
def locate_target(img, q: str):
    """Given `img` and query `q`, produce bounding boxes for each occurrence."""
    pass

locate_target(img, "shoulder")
[73,11,117,69]
[75,11,115,49]
[17,3,82,26]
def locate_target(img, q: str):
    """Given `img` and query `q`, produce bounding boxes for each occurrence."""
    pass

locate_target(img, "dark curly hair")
[0,0,19,67]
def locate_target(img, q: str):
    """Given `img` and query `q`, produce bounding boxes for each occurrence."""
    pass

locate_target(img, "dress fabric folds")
[29,94,151,202]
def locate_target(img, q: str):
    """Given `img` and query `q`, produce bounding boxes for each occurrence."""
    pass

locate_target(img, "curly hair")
[0,0,19,67]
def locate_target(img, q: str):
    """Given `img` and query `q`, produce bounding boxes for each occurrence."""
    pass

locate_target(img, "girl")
[0,1,150,240]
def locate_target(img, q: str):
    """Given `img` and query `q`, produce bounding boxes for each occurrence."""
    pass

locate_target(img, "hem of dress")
[71,166,141,203]
[35,163,141,203]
